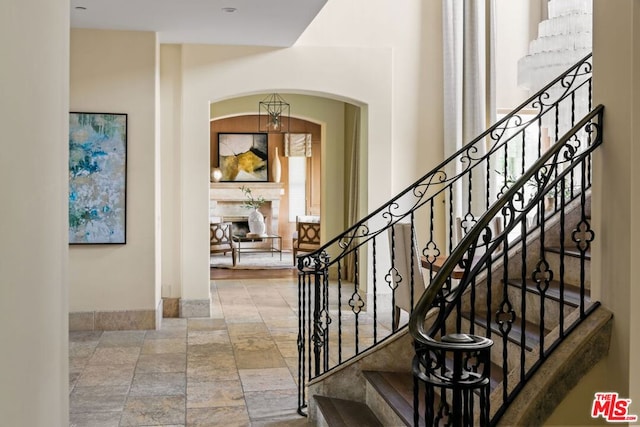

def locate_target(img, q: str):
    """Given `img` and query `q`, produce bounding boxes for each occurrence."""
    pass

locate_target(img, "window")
[288,157,307,222]
[494,112,543,203]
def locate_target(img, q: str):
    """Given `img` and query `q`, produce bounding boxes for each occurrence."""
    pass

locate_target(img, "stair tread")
[463,311,550,351]
[545,246,591,260]
[363,366,503,426]
[314,395,383,427]
[505,278,589,306]
[363,371,416,426]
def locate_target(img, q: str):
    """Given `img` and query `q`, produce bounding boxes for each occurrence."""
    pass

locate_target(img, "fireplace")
[221,215,251,237]
[209,183,283,236]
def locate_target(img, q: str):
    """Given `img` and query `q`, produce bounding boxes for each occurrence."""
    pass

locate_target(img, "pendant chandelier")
[258,93,290,133]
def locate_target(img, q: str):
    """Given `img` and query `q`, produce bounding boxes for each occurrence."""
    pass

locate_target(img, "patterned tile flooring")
[69,278,308,427]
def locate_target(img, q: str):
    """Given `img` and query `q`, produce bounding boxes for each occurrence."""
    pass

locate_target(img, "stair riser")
[470,256,586,328]
[464,273,565,331]
[316,410,331,427]
[456,317,529,373]
[506,284,579,329]
[365,381,409,427]
[364,371,483,427]
[315,394,385,427]
[545,251,591,289]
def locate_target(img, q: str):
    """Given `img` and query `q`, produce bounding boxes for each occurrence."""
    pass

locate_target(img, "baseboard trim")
[179,298,211,318]
[69,297,211,330]
[69,302,163,331]
[163,297,180,318]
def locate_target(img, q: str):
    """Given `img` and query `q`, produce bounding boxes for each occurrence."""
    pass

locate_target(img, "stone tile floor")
[69,278,309,427]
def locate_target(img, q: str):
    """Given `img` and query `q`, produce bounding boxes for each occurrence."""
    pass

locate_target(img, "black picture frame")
[69,112,127,244]
[217,132,269,182]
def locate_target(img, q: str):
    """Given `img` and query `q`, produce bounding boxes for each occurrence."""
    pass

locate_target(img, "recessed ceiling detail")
[70,0,327,46]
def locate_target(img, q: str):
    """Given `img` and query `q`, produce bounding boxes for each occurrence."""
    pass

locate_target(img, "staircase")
[309,192,612,426]
[296,55,610,425]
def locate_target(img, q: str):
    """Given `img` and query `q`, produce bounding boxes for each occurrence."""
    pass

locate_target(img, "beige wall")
[0,0,69,424]
[592,0,639,410]
[160,45,183,299]
[159,0,446,302]
[69,29,160,313]
[163,43,393,301]
[495,0,538,110]
[298,0,446,192]
[631,0,640,408]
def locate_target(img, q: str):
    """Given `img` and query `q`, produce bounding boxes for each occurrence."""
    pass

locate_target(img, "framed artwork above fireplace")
[218,133,268,182]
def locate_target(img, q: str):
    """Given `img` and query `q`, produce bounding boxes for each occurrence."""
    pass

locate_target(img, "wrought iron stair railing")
[296,54,594,419]
[409,105,603,425]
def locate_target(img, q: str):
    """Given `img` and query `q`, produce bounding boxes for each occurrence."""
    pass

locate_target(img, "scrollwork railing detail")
[297,54,597,420]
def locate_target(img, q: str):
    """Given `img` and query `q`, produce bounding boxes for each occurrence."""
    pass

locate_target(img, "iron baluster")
[297,269,306,416]
[372,238,378,343]
[554,101,560,141]
[538,115,543,160]
[520,216,528,383]
[470,275,476,335]
[350,247,362,354]
[322,266,330,372]
[428,201,436,280]
[413,372,422,426]
[305,273,312,391]
[573,159,594,318]
[468,167,474,233]
[410,214,416,317]
[533,193,550,357]
[486,254,493,341]
[571,90,576,128]
[486,151,491,211]
[389,223,398,332]
[449,182,454,259]
[497,225,513,405]
[451,343,464,426]
[559,178,567,337]
[312,265,322,377]
[520,130,525,196]
[337,259,343,365]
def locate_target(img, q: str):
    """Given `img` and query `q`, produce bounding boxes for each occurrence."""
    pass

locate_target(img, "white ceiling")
[70,0,327,46]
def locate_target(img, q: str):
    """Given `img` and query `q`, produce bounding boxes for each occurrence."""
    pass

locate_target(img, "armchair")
[210,221,236,266]
[292,215,321,264]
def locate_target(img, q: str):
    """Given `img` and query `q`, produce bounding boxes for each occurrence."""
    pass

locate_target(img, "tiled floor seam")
[117,331,142,426]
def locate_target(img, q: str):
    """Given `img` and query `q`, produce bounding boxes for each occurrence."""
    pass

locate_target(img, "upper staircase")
[296,54,611,426]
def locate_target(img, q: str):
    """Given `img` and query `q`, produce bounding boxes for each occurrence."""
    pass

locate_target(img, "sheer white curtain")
[443,0,496,224]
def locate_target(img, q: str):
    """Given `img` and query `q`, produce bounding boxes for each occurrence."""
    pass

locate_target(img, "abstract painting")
[69,112,127,244]
[218,133,268,182]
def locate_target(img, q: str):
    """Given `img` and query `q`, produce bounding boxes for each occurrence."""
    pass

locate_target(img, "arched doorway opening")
[208,93,366,275]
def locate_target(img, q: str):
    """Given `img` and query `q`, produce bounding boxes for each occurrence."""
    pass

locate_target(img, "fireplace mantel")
[209,183,283,235]
[209,182,283,202]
